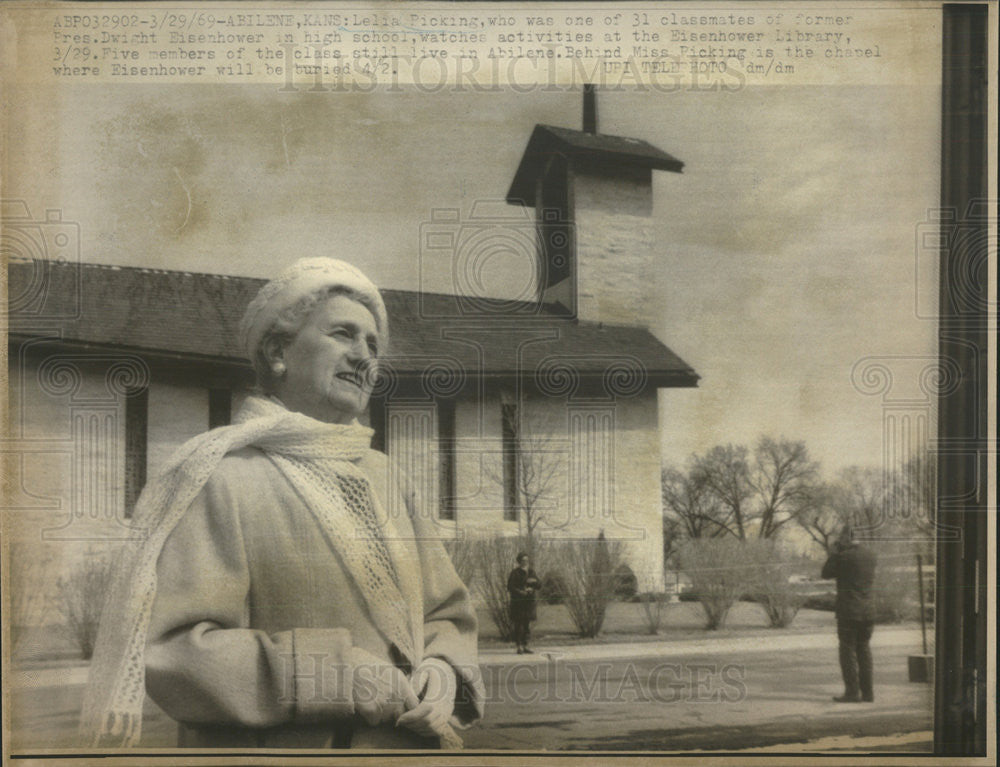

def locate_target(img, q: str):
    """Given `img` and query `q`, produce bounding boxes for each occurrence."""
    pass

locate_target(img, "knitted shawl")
[80,395,430,747]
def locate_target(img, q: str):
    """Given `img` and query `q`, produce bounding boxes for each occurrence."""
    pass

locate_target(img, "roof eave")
[10,332,699,388]
[506,125,684,207]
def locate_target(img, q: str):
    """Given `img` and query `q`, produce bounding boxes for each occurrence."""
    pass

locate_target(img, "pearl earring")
[272,362,286,376]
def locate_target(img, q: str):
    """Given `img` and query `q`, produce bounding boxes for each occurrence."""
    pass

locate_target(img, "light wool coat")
[145,446,482,748]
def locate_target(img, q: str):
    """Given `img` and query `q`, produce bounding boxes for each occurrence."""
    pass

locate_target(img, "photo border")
[1,1,995,764]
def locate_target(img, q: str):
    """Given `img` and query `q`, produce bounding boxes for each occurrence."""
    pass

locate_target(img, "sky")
[8,71,940,477]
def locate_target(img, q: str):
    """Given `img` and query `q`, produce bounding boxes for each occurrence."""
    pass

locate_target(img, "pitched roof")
[6,260,698,389]
[507,124,684,206]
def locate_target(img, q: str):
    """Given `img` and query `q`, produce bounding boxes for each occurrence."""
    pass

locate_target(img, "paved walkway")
[13,626,924,688]
[478,624,924,665]
[10,626,933,752]
[466,626,934,752]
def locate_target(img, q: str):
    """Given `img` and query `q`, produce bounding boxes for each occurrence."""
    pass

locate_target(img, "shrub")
[442,537,477,591]
[870,542,927,624]
[539,570,567,605]
[636,592,670,634]
[470,535,528,641]
[546,532,625,638]
[803,593,836,612]
[743,539,805,628]
[629,591,672,604]
[56,549,116,659]
[613,564,639,601]
[9,542,57,659]
[678,538,754,630]
[873,564,918,623]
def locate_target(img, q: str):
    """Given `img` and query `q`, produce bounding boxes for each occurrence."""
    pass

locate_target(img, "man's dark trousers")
[822,541,877,702]
[837,619,874,700]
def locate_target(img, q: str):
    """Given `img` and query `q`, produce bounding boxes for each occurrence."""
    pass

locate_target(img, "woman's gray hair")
[252,284,388,394]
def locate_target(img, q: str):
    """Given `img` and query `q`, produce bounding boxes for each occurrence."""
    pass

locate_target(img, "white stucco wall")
[451,390,517,537]
[6,353,213,633]
[573,169,656,328]
[7,348,668,641]
[447,386,665,591]
[147,382,209,477]
[7,353,130,544]
[523,389,664,592]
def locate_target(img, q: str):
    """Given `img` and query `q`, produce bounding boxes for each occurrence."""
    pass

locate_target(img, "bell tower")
[506,86,684,326]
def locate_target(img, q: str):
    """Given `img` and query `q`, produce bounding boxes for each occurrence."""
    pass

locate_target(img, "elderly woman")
[82,258,483,749]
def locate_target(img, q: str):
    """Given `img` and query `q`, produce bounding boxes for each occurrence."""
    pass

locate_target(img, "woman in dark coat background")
[507,553,540,654]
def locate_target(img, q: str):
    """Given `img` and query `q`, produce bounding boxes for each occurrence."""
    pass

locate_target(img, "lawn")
[12,600,835,664]
[17,591,905,666]
[475,598,840,648]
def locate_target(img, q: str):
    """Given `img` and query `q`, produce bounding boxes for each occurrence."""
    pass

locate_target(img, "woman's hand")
[348,647,415,727]
[395,657,457,738]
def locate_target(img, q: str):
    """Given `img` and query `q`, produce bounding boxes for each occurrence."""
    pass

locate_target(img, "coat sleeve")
[508,569,529,597]
[398,475,485,728]
[145,464,358,728]
[821,553,839,580]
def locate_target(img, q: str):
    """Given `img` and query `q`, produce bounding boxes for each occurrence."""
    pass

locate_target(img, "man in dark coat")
[507,552,540,654]
[822,524,878,702]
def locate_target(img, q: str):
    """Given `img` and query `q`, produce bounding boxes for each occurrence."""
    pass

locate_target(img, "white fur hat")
[239,257,388,362]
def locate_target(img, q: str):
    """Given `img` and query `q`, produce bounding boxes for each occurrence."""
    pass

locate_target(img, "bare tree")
[57,547,116,659]
[661,514,682,570]
[692,444,754,539]
[895,450,938,548]
[796,481,847,553]
[680,438,821,541]
[798,465,906,553]
[751,436,820,539]
[831,465,889,533]
[485,399,565,559]
[661,465,730,540]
